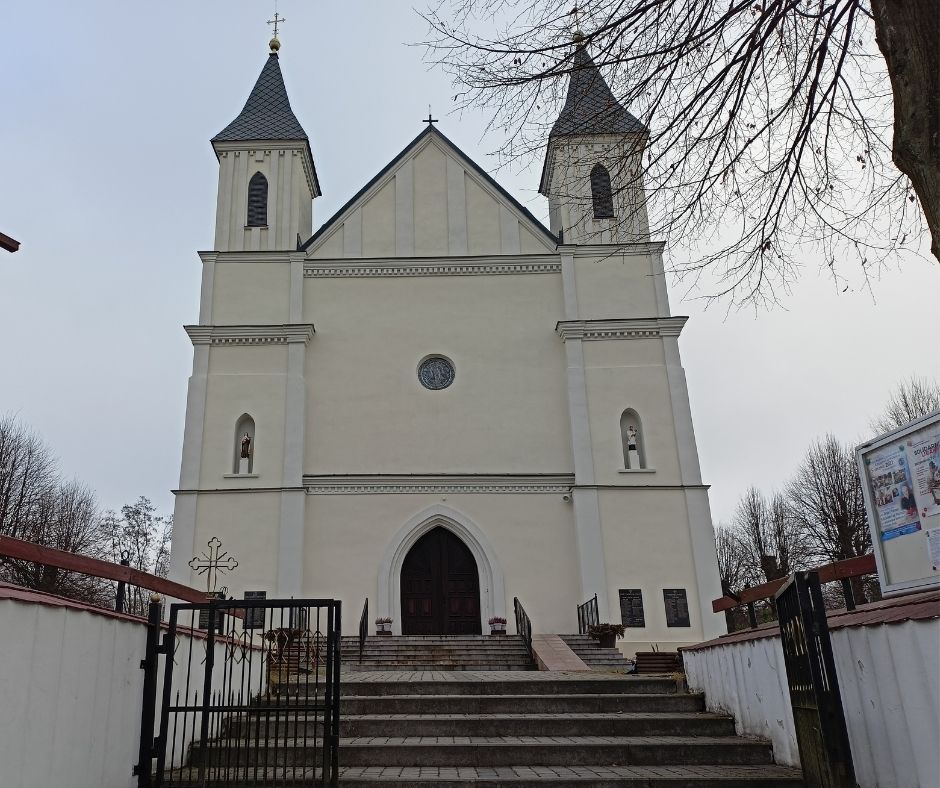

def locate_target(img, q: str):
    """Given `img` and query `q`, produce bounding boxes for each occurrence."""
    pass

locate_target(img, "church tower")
[539,38,649,244]
[210,40,320,251]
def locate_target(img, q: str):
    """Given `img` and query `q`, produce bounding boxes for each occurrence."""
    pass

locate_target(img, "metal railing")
[513,597,533,661]
[577,593,599,635]
[358,598,368,664]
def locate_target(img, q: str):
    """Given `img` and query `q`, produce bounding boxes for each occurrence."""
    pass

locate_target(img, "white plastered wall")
[302,272,572,473]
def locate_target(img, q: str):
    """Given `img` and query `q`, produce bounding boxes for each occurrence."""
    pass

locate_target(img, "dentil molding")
[303,257,560,278]
[555,316,687,341]
[185,324,315,346]
[302,474,575,495]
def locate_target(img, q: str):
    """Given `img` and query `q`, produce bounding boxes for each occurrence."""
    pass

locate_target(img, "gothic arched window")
[590,164,615,219]
[247,172,268,227]
[234,414,256,474]
[620,409,646,469]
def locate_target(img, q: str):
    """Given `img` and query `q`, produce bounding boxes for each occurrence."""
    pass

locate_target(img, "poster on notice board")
[858,410,940,596]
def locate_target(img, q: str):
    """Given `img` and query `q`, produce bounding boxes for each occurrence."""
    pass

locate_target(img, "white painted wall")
[0,596,243,788]
[684,618,940,787]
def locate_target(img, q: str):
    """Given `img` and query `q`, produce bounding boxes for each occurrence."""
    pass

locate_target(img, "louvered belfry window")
[590,164,615,219]
[247,172,268,227]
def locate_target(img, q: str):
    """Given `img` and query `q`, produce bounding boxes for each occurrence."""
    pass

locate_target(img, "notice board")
[857,410,940,596]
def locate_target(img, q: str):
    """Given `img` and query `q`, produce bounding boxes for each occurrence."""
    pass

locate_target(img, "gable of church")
[302,128,557,259]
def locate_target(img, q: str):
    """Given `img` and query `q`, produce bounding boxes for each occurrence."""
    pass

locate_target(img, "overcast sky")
[1,1,938,529]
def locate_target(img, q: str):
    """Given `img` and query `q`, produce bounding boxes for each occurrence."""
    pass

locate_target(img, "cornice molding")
[185,324,315,347]
[557,242,666,256]
[556,316,687,341]
[302,474,575,495]
[197,251,301,264]
[303,255,561,279]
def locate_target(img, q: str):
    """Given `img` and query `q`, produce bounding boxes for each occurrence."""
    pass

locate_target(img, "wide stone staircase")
[175,668,803,786]
[341,635,535,671]
[560,634,635,672]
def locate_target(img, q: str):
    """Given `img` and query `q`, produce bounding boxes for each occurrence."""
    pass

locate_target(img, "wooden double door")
[400,527,482,635]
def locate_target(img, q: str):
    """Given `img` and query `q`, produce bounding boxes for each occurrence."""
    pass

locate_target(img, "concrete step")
[191,735,776,768]
[560,635,635,673]
[335,692,707,715]
[337,677,676,696]
[347,664,534,672]
[227,711,736,738]
[165,764,804,786]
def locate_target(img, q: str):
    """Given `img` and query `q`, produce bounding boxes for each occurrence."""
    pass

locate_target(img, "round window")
[418,356,455,390]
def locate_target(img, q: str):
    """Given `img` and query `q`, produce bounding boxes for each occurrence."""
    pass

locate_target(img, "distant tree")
[733,487,809,583]
[100,496,172,616]
[870,376,940,434]
[423,0,938,305]
[714,522,754,631]
[786,434,870,602]
[0,414,57,540]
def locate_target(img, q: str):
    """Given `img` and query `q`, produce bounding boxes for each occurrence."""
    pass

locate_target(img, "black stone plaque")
[243,590,266,630]
[663,588,691,627]
[619,588,645,627]
[198,591,226,631]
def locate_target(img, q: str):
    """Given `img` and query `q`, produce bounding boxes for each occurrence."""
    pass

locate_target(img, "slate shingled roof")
[212,53,309,143]
[550,46,647,137]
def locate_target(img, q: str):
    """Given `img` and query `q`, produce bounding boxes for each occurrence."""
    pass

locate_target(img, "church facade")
[168,40,725,652]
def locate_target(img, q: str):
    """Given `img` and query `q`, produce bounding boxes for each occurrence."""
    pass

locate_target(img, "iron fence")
[775,571,855,788]
[358,598,368,664]
[138,596,341,787]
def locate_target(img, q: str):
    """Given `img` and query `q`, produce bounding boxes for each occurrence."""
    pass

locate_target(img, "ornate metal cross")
[423,105,438,125]
[189,537,238,593]
[267,10,286,38]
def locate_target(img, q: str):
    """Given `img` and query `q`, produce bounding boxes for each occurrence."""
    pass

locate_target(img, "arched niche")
[620,408,647,469]
[233,413,255,474]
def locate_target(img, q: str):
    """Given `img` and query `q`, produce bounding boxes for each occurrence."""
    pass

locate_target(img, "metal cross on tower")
[188,537,239,593]
[267,10,286,38]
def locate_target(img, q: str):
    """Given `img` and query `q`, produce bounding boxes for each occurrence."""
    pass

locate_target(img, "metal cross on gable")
[188,537,238,593]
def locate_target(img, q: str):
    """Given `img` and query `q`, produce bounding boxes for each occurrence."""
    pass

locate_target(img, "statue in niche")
[238,432,252,474]
[626,424,642,469]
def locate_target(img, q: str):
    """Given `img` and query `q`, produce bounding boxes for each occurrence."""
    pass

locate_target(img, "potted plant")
[488,616,507,635]
[588,623,625,649]
[375,616,393,636]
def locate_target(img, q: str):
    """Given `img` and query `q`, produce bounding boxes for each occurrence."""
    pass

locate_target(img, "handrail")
[713,553,877,631]
[358,597,369,663]
[0,534,212,605]
[513,596,533,661]
[577,593,599,635]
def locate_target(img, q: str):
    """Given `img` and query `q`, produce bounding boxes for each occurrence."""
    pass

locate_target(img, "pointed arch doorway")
[400,526,482,635]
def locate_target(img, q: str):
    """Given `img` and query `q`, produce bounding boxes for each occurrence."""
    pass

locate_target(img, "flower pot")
[598,632,616,649]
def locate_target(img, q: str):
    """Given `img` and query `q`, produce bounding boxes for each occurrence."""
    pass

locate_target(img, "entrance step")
[341,635,535,671]
[561,634,636,672]
[172,672,803,786]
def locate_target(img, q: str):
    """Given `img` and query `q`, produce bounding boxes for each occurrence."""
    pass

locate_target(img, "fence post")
[115,553,130,613]
[134,595,162,787]
[840,577,856,611]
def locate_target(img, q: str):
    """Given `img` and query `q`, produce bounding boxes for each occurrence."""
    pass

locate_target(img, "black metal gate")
[775,571,855,788]
[137,597,341,787]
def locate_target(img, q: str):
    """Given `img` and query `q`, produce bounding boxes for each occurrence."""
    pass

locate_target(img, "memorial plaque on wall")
[618,589,646,627]
[243,591,266,630]
[663,588,691,627]
[198,592,226,631]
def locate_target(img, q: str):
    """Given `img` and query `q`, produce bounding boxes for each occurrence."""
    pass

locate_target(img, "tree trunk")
[872,0,940,261]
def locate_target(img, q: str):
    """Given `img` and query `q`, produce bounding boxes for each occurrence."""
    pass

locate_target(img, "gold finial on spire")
[568,5,585,43]
[268,6,285,52]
